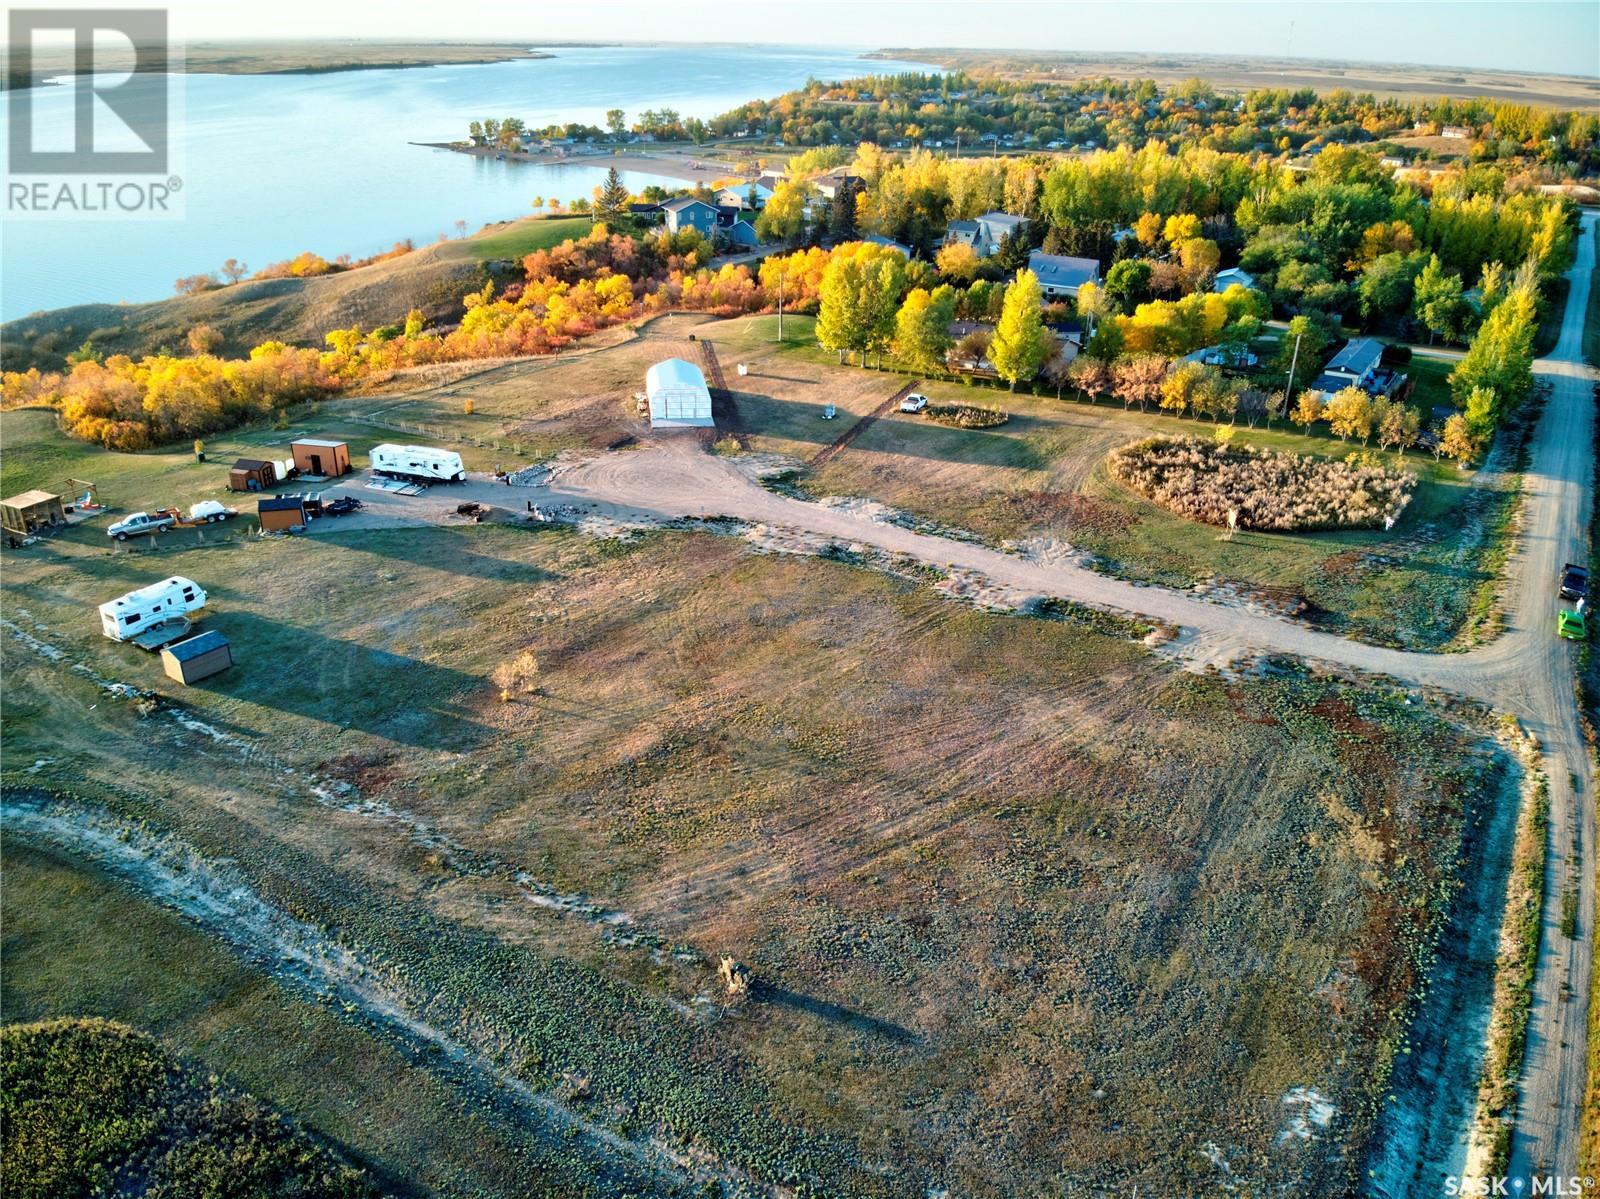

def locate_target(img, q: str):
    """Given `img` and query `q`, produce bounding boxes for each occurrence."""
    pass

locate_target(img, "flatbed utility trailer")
[127,617,194,651]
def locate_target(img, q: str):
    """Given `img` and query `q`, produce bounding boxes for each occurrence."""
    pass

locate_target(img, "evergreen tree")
[595,168,630,224]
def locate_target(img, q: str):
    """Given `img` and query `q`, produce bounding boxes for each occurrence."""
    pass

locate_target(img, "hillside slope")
[2,239,497,372]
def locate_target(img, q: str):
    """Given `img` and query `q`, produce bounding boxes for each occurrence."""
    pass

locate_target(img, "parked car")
[323,496,364,516]
[900,393,929,413]
[1558,608,1587,640]
[821,404,837,420]
[1560,563,1589,602]
[107,511,177,540]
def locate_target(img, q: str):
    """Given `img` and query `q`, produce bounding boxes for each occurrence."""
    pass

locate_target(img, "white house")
[646,358,714,428]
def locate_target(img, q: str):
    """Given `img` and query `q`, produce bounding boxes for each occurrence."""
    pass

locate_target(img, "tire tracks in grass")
[0,794,754,1196]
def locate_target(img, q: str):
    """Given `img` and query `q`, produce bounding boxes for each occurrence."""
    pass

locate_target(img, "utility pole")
[1283,330,1303,415]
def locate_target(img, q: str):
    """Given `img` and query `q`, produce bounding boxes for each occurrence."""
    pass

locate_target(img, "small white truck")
[99,576,208,643]
[370,444,466,484]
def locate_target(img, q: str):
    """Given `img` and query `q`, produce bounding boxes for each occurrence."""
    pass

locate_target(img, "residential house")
[1441,125,1472,140]
[659,196,719,237]
[812,172,862,201]
[944,211,1028,257]
[715,183,774,210]
[1309,337,1408,401]
[862,233,910,257]
[1212,266,1256,292]
[1027,250,1099,300]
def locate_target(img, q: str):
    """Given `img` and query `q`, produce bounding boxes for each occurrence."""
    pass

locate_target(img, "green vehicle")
[1558,608,1587,640]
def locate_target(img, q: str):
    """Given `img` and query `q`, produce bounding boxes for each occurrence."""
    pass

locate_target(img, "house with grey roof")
[862,233,910,257]
[1309,337,1407,402]
[1027,250,1100,300]
[944,211,1028,258]
[660,196,719,237]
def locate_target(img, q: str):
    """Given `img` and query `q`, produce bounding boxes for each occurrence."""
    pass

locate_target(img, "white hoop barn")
[646,358,714,428]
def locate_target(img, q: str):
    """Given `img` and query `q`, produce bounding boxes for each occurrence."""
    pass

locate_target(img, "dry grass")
[1,497,1492,1195]
[1107,436,1416,531]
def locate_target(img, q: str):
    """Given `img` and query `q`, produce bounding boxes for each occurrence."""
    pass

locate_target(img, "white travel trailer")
[369,444,466,484]
[99,576,208,642]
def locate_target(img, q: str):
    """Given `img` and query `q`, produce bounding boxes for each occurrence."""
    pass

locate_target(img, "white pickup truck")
[107,511,178,540]
[107,502,233,540]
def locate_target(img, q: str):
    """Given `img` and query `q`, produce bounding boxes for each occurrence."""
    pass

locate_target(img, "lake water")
[0,45,930,320]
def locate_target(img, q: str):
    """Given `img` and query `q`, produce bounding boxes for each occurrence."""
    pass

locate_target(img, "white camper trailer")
[369,444,466,484]
[99,576,208,642]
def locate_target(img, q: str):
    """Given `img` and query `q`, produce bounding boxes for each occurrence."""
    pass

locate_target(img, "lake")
[0,45,930,320]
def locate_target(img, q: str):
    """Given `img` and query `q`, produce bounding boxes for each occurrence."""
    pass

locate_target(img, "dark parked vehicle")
[1561,563,1589,602]
[323,496,364,516]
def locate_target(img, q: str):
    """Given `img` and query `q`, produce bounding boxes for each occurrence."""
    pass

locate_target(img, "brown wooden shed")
[290,438,350,478]
[1,489,66,539]
[161,630,232,685]
[257,494,308,532]
[228,458,277,492]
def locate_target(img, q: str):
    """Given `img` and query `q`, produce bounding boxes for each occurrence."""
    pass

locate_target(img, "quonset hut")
[645,358,714,429]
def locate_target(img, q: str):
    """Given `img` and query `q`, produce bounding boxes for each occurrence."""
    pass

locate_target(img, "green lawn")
[452,217,596,262]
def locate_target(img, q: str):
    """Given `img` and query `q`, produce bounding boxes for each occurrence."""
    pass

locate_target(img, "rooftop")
[2,489,62,508]
[163,630,229,662]
[1324,337,1385,376]
[1027,251,1100,291]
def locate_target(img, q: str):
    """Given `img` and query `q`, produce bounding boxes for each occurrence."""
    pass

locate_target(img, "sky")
[15,1,1600,78]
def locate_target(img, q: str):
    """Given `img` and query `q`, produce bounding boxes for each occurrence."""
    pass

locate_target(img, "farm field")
[0,378,1510,1194]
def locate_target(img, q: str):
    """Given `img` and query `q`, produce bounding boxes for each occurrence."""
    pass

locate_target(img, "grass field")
[0,397,1503,1195]
[448,217,597,263]
[1,1015,376,1199]
[0,846,644,1198]
[686,316,1515,649]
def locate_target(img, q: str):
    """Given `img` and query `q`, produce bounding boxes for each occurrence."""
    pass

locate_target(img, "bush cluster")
[1107,435,1414,530]
[1,1018,374,1199]
[923,403,1008,429]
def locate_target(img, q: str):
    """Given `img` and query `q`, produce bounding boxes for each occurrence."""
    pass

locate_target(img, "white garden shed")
[646,358,714,428]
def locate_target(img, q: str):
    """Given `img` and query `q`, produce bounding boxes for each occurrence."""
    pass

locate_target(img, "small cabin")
[161,630,233,685]
[258,494,309,532]
[291,438,350,478]
[1,489,66,540]
[228,457,277,492]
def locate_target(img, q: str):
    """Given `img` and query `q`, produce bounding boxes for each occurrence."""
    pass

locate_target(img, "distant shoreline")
[2,42,560,90]
[414,142,746,185]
